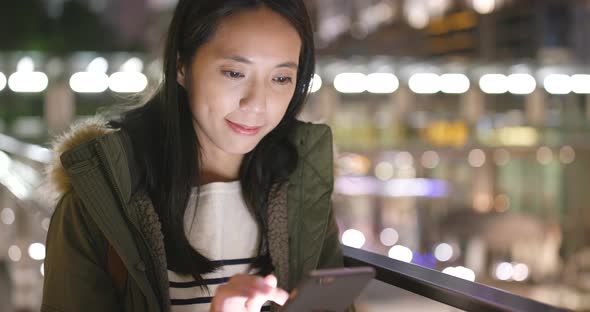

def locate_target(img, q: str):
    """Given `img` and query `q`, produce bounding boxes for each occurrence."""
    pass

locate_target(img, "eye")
[274,76,293,85]
[223,70,244,79]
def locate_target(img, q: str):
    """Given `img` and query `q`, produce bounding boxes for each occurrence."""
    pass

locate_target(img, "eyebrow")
[223,55,298,69]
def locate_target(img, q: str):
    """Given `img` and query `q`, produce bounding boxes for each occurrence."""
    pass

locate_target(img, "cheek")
[190,82,241,117]
[268,92,293,125]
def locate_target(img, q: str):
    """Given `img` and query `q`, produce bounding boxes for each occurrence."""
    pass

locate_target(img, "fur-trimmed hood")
[46,116,115,198]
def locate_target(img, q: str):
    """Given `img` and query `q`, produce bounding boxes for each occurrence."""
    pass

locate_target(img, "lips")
[225,119,262,136]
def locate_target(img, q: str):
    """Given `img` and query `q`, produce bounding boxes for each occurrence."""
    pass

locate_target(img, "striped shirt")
[168,181,270,312]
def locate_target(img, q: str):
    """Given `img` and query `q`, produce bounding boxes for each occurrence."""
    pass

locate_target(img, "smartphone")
[280,266,376,312]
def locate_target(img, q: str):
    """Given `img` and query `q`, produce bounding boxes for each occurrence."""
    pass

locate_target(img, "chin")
[223,142,259,155]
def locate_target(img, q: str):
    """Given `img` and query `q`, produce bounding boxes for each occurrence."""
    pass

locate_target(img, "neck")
[193,121,244,185]
[198,149,243,186]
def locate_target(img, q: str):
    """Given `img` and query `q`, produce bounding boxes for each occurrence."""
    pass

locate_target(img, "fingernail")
[256,279,273,292]
[264,275,277,287]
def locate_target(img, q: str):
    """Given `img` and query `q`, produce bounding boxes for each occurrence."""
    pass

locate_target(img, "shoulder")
[46,116,141,201]
[290,120,334,185]
[46,116,116,199]
[291,120,333,148]
[48,190,105,253]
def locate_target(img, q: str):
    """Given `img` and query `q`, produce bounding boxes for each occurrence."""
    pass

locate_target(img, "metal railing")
[0,131,575,312]
[343,245,570,312]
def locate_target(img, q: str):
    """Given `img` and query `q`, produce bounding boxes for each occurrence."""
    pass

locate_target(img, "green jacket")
[41,118,346,312]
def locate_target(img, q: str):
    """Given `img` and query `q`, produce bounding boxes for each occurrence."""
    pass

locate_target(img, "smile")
[225,119,262,136]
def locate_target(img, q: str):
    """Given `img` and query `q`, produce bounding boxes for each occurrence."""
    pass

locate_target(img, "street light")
[8,57,48,93]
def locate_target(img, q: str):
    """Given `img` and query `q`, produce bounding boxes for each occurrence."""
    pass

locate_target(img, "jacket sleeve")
[315,205,358,312]
[316,205,344,269]
[42,191,121,312]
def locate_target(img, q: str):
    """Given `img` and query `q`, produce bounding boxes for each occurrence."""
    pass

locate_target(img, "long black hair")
[114,0,315,285]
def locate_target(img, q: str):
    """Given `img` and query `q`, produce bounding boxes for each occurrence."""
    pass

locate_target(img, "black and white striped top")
[168,181,270,312]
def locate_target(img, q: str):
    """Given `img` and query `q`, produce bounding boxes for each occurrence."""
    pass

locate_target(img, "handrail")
[0,132,574,311]
[0,133,51,164]
[342,245,570,312]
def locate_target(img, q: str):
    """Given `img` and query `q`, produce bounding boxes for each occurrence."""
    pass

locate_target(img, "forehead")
[201,6,302,63]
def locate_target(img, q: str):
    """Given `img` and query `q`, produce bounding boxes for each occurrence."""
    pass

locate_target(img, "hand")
[210,274,289,312]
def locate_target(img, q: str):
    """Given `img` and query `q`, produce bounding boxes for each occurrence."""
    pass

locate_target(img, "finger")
[224,277,266,312]
[213,275,281,311]
[244,286,289,309]
[211,284,248,312]
[245,275,288,310]
[251,276,275,295]
[216,275,274,301]
[264,275,277,288]
[215,283,249,298]
[231,275,273,295]
[263,275,289,306]
[244,293,267,312]
[267,287,289,306]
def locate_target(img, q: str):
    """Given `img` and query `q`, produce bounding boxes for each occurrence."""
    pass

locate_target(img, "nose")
[239,79,266,114]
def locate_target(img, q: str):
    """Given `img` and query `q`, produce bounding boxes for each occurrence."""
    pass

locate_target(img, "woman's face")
[178,6,302,157]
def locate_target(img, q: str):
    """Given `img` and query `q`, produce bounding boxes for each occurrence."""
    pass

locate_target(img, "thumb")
[265,275,289,306]
[244,275,275,311]
[264,275,278,288]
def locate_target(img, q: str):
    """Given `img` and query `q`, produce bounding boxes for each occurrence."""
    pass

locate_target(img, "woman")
[42,1,346,311]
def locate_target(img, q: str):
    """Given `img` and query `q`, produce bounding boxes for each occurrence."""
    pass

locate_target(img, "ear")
[176,53,186,88]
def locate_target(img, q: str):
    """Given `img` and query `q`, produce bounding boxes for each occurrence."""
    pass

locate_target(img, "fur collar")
[46,116,114,200]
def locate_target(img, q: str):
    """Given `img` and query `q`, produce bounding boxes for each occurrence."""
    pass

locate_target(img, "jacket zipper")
[94,139,163,310]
